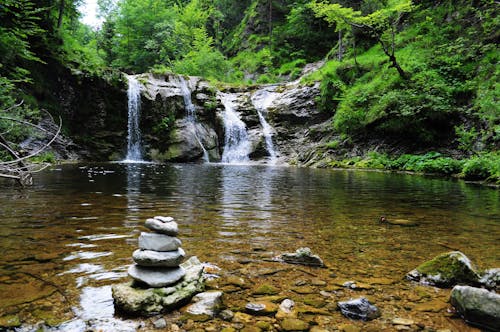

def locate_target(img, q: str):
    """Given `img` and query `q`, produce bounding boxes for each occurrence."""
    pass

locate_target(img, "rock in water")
[479,268,500,291]
[132,248,185,267]
[113,256,204,316]
[128,265,185,287]
[337,297,381,321]
[406,251,480,287]
[276,247,325,267]
[184,291,223,321]
[450,285,500,331]
[145,217,179,236]
[138,232,182,251]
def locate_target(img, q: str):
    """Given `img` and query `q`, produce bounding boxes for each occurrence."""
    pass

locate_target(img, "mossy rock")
[252,283,279,296]
[406,251,480,288]
[0,315,21,328]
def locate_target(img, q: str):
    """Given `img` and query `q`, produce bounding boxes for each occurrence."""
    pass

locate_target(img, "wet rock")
[406,251,480,287]
[275,247,325,267]
[0,315,21,328]
[132,248,185,267]
[276,299,296,319]
[219,309,235,321]
[450,285,500,331]
[153,318,167,329]
[479,268,500,291]
[184,291,223,321]
[339,324,361,332]
[392,318,414,326]
[138,232,182,252]
[414,299,448,312]
[232,312,253,324]
[253,283,279,295]
[112,257,204,316]
[145,217,178,236]
[245,301,278,316]
[379,216,418,226]
[280,318,309,331]
[337,297,381,321]
[128,265,186,287]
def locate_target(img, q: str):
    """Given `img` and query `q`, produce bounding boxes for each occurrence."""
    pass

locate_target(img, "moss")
[252,283,279,296]
[0,315,21,328]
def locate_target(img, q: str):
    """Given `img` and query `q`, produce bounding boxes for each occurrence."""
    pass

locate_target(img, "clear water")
[124,76,142,162]
[0,163,498,330]
[220,93,251,164]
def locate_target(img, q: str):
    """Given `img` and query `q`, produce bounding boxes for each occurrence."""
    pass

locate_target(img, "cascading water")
[251,89,278,164]
[177,76,209,162]
[220,93,251,164]
[124,75,143,161]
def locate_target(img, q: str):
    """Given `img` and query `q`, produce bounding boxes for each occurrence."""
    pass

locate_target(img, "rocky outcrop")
[406,251,481,287]
[450,285,500,331]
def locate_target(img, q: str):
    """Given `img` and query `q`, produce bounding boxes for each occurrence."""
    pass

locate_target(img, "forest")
[0,0,499,183]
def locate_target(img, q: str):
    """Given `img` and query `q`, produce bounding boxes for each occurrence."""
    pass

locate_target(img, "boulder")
[128,265,185,287]
[145,218,179,236]
[337,297,381,321]
[138,232,182,252]
[276,247,325,267]
[112,257,204,316]
[132,248,185,267]
[450,285,500,331]
[406,251,480,287]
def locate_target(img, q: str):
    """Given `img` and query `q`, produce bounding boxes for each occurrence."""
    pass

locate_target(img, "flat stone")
[245,301,278,316]
[145,218,179,236]
[112,257,204,316]
[132,248,185,267]
[280,318,309,331]
[277,247,324,267]
[185,291,223,318]
[128,264,185,287]
[154,216,174,222]
[392,318,414,326]
[138,232,181,252]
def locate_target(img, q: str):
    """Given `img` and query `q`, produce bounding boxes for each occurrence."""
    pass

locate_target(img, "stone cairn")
[128,216,186,287]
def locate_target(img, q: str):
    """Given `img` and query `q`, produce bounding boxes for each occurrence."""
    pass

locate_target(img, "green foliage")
[152,113,176,136]
[461,153,500,183]
[30,151,56,163]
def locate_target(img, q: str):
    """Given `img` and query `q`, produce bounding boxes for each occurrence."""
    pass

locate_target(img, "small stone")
[479,268,500,291]
[337,297,381,321]
[218,309,234,321]
[232,312,253,323]
[221,328,236,332]
[138,232,182,251]
[245,301,278,316]
[153,318,167,329]
[133,248,185,267]
[185,291,223,319]
[224,275,246,288]
[241,326,261,332]
[280,318,309,331]
[277,247,324,267]
[128,265,185,287]
[392,318,414,326]
[292,286,316,294]
[145,218,179,236]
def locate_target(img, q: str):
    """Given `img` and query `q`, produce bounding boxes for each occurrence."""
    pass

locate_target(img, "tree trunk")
[338,30,344,61]
[57,0,65,29]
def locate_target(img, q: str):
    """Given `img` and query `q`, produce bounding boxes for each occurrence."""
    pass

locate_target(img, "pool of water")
[0,163,498,331]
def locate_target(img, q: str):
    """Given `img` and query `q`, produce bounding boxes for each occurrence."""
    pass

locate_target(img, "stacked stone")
[128,216,186,287]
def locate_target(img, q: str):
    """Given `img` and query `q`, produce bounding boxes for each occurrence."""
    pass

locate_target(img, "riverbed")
[0,163,498,331]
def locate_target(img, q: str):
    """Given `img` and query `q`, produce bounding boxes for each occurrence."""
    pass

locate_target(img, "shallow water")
[0,163,498,331]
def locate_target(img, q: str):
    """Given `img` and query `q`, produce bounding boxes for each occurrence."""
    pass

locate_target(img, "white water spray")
[124,76,143,162]
[220,93,251,164]
[177,76,210,162]
[251,89,278,163]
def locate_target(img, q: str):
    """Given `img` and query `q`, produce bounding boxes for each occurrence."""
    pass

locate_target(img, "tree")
[309,0,414,79]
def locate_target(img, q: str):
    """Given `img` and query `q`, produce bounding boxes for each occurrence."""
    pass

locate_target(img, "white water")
[124,76,143,162]
[251,89,279,164]
[220,93,251,164]
[178,76,210,162]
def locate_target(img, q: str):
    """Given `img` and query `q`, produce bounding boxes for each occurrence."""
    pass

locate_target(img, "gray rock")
[479,268,500,291]
[337,297,381,321]
[132,248,185,267]
[218,309,234,321]
[128,265,185,287]
[276,247,325,267]
[154,216,174,222]
[450,285,500,331]
[185,291,223,319]
[113,257,205,316]
[406,251,480,287]
[153,318,167,329]
[138,232,181,252]
[145,218,179,236]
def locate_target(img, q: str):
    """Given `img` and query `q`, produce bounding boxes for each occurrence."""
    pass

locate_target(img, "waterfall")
[124,75,142,161]
[177,76,209,162]
[220,93,251,164]
[251,89,278,164]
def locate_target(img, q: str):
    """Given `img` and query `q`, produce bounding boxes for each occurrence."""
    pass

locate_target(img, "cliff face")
[131,72,331,165]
